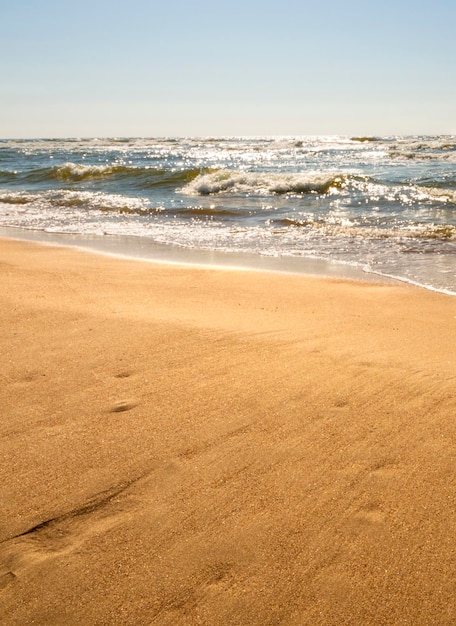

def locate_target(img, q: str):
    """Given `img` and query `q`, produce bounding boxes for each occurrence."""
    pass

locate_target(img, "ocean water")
[0,136,455,294]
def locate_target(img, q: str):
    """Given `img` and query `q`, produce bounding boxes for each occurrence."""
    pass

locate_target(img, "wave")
[0,191,32,205]
[170,206,248,218]
[7,163,140,183]
[388,137,456,161]
[2,163,207,187]
[0,189,152,214]
[269,217,456,240]
[180,169,347,196]
[0,169,19,183]
[350,136,380,143]
[143,168,212,189]
[415,186,456,203]
[389,150,456,162]
[181,170,456,205]
[50,163,207,185]
[344,176,456,207]
[52,163,136,181]
[0,189,253,220]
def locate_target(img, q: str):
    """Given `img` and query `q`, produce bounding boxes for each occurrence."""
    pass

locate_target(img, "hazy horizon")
[2,133,456,141]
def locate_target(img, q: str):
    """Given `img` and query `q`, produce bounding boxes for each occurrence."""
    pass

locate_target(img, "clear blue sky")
[1,0,455,137]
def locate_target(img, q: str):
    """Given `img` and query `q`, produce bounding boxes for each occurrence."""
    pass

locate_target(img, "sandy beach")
[1,237,455,625]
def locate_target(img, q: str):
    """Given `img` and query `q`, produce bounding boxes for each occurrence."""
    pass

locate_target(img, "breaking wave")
[5,163,206,187]
[52,163,138,181]
[0,189,152,214]
[270,217,456,240]
[389,151,456,162]
[388,139,456,162]
[180,169,347,196]
[50,163,207,186]
[415,186,456,203]
[1,135,455,295]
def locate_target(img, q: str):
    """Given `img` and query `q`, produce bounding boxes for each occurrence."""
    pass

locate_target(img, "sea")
[0,135,455,295]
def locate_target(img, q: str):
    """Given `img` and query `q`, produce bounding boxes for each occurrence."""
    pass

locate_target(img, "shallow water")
[0,136,455,293]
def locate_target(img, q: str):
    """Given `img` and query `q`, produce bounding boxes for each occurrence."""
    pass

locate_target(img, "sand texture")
[1,238,456,625]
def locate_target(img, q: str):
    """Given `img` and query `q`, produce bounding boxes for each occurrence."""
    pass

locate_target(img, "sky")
[1,0,455,137]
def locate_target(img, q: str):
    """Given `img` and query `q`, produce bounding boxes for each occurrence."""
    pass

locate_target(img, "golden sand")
[1,238,455,625]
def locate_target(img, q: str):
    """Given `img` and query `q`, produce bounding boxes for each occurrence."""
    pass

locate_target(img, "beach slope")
[1,239,455,625]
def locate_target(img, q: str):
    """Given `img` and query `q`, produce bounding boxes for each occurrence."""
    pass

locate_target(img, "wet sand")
[1,238,456,625]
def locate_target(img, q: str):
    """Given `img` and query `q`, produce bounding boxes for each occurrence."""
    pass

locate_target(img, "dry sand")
[1,238,455,625]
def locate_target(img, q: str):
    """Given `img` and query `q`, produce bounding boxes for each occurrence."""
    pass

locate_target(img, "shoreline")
[0,225,395,286]
[2,226,454,297]
[1,239,456,625]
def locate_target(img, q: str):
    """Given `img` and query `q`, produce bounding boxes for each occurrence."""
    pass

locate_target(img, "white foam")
[179,169,344,196]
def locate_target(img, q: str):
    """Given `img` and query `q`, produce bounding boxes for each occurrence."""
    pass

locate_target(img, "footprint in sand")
[354,503,386,525]
[344,502,387,538]
[0,572,16,590]
[114,371,134,379]
[109,401,138,413]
